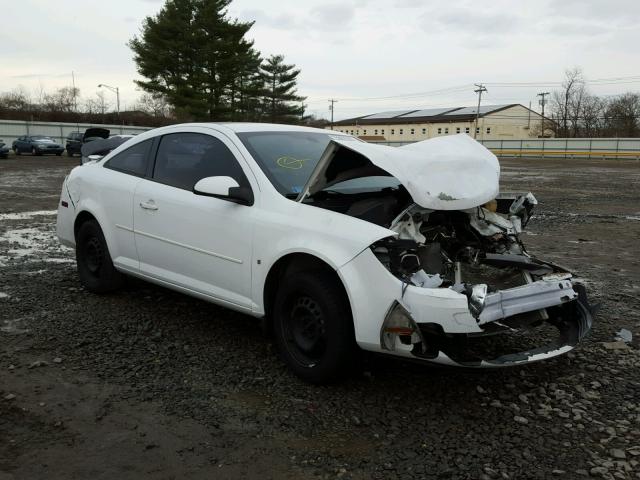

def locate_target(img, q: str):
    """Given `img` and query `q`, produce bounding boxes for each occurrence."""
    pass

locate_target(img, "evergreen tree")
[129,0,259,120]
[260,54,305,123]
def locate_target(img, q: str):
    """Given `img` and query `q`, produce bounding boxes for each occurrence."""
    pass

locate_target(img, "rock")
[4,393,16,401]
[514,416,528,425]
[28,360,48,369]
[477,385,487,394]
[552,470,565,475]
[590,466,608,476]
[610,449,626,460]
[53,357,62,364]
[518,394,529,404]
[602,341,630,351]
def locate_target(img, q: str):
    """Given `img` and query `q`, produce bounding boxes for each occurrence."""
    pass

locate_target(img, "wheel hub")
[85,236,105,274]
[286,296,326,364]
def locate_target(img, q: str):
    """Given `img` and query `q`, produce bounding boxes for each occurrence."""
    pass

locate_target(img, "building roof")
[333,104,522,126]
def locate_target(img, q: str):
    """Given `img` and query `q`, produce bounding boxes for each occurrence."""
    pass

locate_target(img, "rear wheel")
[15,147,20,156]
[273,271,356,383]
[67,149,73,157]
[76,219,124,293]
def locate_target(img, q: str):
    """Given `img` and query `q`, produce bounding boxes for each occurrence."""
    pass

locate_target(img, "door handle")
[139,201,158,211]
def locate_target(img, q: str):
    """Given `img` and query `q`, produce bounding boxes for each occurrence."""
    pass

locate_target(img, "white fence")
[0,119,153,147]
[367,137,640,159]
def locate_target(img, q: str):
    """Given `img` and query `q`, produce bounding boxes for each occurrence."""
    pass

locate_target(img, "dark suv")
[65,131,84,156]
[66,128,110,157]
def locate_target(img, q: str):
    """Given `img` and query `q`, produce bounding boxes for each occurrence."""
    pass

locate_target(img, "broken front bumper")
[338,248,593,367]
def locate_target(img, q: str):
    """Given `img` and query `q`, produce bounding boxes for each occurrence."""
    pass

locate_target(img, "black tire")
[67,149,73,157]
[76,219,124,293]
[15,148,20,156]
[273,271,356,383]
[56,152,62,156]
[32,147,40,156]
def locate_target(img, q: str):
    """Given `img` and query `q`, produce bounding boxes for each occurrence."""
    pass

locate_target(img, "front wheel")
[32,147,40,156]
[76,219,124,293]
[14,147,20,156]
[273,271,356,383]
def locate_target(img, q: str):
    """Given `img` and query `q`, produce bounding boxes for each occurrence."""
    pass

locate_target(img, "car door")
[98,138,155,271]
[133,129,256,310]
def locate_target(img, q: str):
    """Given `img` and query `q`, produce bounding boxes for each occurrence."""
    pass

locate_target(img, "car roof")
[175,122,343,135]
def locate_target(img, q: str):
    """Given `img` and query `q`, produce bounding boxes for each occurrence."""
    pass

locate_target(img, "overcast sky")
[2,0,639,120]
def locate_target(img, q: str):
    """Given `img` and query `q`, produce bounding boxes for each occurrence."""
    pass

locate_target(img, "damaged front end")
[304,134,593,367]
[373,193,594,367]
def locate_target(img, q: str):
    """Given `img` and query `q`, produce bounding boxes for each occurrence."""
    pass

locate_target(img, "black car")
[12,135,64,156]
[0,139,9,158]
[66,128,110,157]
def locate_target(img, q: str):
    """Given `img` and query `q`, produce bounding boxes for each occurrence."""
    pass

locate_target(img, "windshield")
[237,131,335,196]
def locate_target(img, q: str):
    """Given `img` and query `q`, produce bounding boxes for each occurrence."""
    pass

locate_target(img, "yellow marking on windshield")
[276,156,306,169]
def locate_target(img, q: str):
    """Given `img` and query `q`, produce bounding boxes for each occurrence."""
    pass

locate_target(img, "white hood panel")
[305,134,500,211]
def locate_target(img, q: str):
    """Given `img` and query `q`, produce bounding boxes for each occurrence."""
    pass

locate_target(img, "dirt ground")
[1,153,639,480]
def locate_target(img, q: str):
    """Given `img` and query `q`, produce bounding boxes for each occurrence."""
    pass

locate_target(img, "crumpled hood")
[301,134,500,210]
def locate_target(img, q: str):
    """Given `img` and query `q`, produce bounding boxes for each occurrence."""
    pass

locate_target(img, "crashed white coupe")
[56,123,593,382]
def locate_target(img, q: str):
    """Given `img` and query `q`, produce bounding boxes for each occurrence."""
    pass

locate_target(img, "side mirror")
[193,176,254,206]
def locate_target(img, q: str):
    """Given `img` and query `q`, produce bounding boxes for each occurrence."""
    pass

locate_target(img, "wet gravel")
[1,154,640,479]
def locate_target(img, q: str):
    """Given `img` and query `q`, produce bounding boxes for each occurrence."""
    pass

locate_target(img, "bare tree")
[551,67,585,137]
[43,86,79,113]
[604,93,640,137]
[134,92,173,118]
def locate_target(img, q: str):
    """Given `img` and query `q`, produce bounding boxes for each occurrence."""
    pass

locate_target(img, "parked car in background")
[65,132,84,156]
[67,128,113,158]
[56,123,594,383]
[12,135,64,156]
[0,139,9,158]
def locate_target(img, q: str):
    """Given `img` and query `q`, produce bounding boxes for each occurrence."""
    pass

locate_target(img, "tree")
[260,54,305,123]
[604,93,640,137]
[550,67,585,137]
[129,0,260,121]
[135,92,174,118]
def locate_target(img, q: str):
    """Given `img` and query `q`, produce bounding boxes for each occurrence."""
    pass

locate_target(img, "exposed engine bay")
[306,186,593,366]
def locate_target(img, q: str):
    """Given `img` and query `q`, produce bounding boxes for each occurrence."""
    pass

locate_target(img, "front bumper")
[37,146,64,154]
[338,248,593,367]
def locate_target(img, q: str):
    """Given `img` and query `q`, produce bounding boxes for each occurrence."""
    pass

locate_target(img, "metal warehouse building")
[329,104,546,142]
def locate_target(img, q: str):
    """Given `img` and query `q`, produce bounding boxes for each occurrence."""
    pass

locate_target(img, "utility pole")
[473,84,487,139]
[300,101,306,123]
[537,92,550,138]
[328,99,338,130]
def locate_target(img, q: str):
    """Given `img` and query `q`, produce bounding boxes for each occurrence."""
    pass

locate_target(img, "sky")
[1,0,639,120]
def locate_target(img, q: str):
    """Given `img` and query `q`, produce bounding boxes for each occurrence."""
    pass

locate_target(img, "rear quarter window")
[104,139,153,177]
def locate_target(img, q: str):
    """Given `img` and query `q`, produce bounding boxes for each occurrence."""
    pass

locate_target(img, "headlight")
[467,283,488,318]
[380,301,425,352]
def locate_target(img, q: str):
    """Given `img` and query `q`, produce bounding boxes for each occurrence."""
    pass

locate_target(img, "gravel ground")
[1,153,639,480]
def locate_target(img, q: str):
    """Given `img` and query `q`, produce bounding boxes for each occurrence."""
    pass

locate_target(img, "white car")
[56,123,593,382]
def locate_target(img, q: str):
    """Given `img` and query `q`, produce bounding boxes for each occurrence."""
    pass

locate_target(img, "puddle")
[0,210,57,221]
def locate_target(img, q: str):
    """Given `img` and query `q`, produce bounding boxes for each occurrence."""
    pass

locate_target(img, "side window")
[152,133,249,191]
[104,139,152,177]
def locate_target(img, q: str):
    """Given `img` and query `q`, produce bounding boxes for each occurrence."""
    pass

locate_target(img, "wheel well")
[74,211,97,240]
[263,253,351,322]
